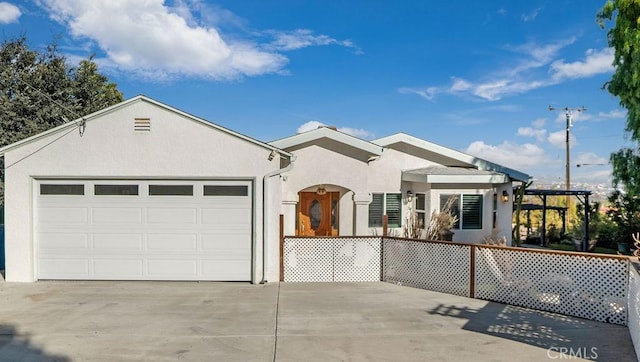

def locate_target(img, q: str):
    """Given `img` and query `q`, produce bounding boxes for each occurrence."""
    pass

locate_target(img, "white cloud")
[532,118,546,128]
[265,29,362,53]
[297,120,325,133]
[400,39,614,102]
[398,86,439,101]
[574,152,608,166]
[39,1,356,80]
[40,0,288,80]
[338,126,374,139]
[521,7,542,22]
[596,109,626,119]
[450,77,472,92]
[296,120,374,139]
[0,2,21,23]
[517,127,547,142]
[472,79,547,101]
[547,130,576,148]
[465,141,549,170]
[550,48,614,80]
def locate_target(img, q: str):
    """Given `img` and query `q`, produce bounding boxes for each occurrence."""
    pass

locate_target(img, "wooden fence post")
[382,215,388,236]
[279,214,284,282]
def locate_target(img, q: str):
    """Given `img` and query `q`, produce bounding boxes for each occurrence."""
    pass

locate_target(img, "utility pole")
[548,105,586,227]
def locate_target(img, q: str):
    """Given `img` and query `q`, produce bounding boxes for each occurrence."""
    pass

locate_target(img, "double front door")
[298,191,339,236]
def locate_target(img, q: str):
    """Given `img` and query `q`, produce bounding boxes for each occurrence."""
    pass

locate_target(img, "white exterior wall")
[368,149,439,235]
[429,185,512,243]
[3,99,282,282]
[280,145,370,236]
[279,145,515,243]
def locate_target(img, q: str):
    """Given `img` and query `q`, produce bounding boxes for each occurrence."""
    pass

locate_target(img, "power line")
[15,76,86,131]
[4,125,80,170]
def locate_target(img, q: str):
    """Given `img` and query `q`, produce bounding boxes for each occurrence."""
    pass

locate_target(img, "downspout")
[261,154,296,284]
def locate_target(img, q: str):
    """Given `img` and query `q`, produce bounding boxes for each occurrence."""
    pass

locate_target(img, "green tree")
[598,1,640,194]
[0,36,124,213]
[606,190,640,245]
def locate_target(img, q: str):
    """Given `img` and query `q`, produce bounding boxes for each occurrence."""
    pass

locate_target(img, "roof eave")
[375,133,532,182]
[402,172,510,184]
[0,95,292,160]
[269,127,384,156]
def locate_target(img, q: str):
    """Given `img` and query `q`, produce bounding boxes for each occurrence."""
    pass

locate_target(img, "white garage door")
[35,180,253,281]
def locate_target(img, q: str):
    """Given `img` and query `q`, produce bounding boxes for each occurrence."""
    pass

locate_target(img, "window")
[40,184,84,195]
[204,185,248,196]
[415,193,426,228]
[492,193,498,229]
[368,193,402,228]
[149,185,193,196]
[440,193,483,230]
[462,195,483,229]
[94,184,139,196]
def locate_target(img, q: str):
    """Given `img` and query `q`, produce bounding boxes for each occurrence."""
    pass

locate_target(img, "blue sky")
[0,0,630,186]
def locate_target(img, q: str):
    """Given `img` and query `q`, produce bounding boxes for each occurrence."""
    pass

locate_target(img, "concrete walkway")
[0,281,635,361]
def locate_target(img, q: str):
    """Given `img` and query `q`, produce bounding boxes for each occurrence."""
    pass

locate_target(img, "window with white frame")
[439,193,483,230]
[369,193,402,228]
[415,193,427,228]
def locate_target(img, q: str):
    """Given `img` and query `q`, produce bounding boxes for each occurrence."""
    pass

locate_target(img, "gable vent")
[134,118,151,132]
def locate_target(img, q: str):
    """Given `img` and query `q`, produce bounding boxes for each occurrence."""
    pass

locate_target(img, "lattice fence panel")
[333,238,381,282]
[628,265,640,357]
[283,237,381,282]
[382,238,470,297]
[474,247,628,325]
[283,238,333,282]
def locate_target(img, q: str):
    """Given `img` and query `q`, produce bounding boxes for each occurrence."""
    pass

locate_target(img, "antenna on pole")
[548,105,586,231]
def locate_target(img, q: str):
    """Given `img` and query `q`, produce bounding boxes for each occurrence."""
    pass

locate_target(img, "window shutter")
[368,193,384,227]
[462,195,483,229]
[386,193,402,228]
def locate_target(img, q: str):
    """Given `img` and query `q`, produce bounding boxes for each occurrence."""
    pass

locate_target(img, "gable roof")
[269,126,384,162]
[373,133,531,182]
[0,95,292,159]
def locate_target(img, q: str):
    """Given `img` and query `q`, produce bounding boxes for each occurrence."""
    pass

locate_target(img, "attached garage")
[36,180,253,281]
[0,96,290,282]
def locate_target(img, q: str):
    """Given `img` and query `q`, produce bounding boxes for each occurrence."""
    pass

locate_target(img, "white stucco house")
[0,95,530,283]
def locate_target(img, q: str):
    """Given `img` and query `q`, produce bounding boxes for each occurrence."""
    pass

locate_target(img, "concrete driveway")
[0,281,635,361]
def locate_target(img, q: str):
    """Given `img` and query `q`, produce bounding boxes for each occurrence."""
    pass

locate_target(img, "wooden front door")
[298,192,339,236]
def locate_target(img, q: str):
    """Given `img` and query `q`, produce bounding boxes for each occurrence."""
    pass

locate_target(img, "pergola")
[519,189,592,251]
[519,203,567,242]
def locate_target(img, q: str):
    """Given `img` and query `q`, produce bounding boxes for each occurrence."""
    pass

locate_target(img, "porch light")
[502,190,510,203]
[407,190,414,202]
[316,186,327,195]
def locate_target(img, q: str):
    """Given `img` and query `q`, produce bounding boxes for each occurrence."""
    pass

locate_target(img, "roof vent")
[134,118,151,132]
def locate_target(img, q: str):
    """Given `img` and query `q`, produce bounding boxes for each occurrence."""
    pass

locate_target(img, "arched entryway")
[297,185,349,236]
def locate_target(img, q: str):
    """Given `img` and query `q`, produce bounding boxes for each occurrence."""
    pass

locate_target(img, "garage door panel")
[94,259,143,276]
[202,234,250,251]
[92,207,142,224]
[147,208,197,224]
[202,208,251,225]
[147,234,197,251]
[37,179,252,281]
[202,260,248,280]
[39,208,88,224]
[38,233,89,249]
[148,259,198,275]
[39,259,89,277]
[93,234,143,250]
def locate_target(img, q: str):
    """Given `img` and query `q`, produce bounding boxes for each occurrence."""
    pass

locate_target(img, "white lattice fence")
[474,246,629,325]
[628,264,640,357]
[382,237,470,297]
[283,237,381,282]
